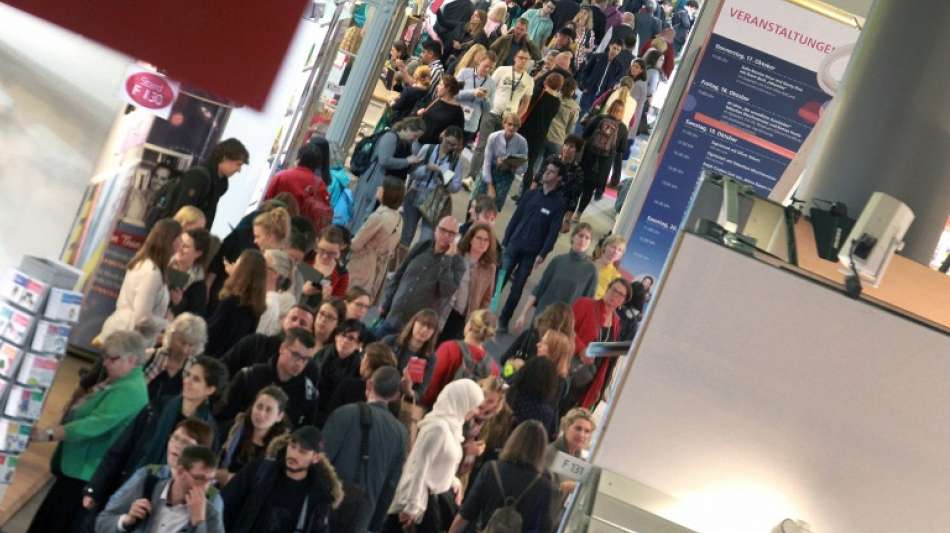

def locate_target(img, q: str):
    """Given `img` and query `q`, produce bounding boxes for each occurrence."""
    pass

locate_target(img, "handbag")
[418,184,452,226]
[398,395,426,450]
[569,356,597,392]
[415,145,457,225]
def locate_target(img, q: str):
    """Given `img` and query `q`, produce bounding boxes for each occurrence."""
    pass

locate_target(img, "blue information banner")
[621,0,858,280]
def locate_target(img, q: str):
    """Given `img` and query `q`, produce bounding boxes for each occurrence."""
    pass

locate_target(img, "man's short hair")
[543,157,566,177]
[212,138,249,165]
[297,148,323,171]
[609,38,623,48]
[623,35,637,49]
[192,356,229,394]
[473,195,498,216]
[179,445,218,470]
[443,125,464,141]
[333,319,363,338]
[284,327,317,349]
[422,40,442,57]
[289,216,316,254]
[563,134,585,151]
[686,0,699,7]
[371,366,402,399]
[174,418,215,448]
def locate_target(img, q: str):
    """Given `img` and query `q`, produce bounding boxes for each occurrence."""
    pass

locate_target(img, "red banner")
[4,0,309,109]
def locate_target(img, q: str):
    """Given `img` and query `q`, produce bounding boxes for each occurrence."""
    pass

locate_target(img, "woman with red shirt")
[572,277,631,408]
[302,225,350,309]
[421,309,499,407]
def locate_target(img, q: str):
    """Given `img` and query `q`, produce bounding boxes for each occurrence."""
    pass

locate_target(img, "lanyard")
[509,70,524,103]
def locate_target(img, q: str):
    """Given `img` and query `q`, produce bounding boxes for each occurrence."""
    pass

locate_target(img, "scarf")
[418,379,484,442]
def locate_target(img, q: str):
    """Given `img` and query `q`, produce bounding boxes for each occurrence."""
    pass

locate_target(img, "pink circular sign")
[125,72,175,109]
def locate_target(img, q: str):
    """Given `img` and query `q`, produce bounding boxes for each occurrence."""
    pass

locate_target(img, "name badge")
[540,208,551,215]
[550,451,591,481]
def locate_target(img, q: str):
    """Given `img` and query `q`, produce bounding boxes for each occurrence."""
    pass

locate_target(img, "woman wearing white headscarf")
[385,379,486,533]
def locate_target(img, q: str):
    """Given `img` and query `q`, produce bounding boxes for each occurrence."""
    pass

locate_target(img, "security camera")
[837,192,914,288]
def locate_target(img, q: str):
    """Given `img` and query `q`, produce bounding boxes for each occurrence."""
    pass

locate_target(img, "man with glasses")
[95,444,224,533]
[378,216,466,338]
[220,304,315,379]
[217,328,320,428]
[401,126,465,248]
[85,419,219,531]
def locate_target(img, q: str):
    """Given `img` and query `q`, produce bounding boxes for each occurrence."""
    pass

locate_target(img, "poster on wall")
[621,0,860,281]
[69,221,148,354]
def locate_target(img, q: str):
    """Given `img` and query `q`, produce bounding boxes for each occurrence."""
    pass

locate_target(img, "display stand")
[0,260,82,506]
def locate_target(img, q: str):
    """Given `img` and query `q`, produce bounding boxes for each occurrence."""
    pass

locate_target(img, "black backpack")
[144,166,210,228]
[349,130,390,177]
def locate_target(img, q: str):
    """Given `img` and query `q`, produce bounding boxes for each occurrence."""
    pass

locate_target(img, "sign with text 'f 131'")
[119,65,180,120]
[551,451,593,482]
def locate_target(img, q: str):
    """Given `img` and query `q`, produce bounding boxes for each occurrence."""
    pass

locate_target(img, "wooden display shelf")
[0,355,88,527]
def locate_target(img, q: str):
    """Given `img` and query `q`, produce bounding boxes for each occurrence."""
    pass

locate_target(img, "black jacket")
[551,0,580,35]
[220,332,282,379]
[205,296,260,358]
[206,208,261,312]
[222,446,342,533]
[168,161,228,227]
[590,4,606,44]
[500,327,542,365]
[435,0,475,49]
[579,52,625,97]
[458,460,557,531]
[315,346,362,423]
[218,357,320,428]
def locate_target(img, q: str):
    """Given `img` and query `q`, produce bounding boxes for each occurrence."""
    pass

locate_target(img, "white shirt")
[117,480,190,533]
[489,65,534,115]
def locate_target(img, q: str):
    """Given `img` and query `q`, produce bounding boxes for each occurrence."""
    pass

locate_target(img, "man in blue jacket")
[498,158,568,332]
[577,39,625,118]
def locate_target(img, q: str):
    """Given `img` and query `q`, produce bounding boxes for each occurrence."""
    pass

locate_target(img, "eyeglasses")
[184,469,215,485]
[472,234,491,243]
[103,354,123,364]
[436,226,459,237]
[607,286,629,299]
[350,301,371,310]
[284,348,314,364]
[170,433,198,447]
[316,247,340,259]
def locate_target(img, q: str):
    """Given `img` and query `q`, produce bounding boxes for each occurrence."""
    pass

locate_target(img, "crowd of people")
[24,0,696,531]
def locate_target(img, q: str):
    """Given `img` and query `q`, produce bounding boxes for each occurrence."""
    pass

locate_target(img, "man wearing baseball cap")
[222,426,343,533]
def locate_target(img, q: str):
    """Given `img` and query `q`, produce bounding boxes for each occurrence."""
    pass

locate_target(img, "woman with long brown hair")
[205,249,267,356]
[438,223,498,343]
[217,385,291,486]
[383,309,441,402]
[99,218,182,348]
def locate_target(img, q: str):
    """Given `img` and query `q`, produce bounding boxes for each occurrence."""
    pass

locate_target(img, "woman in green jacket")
[26,330,149,533]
